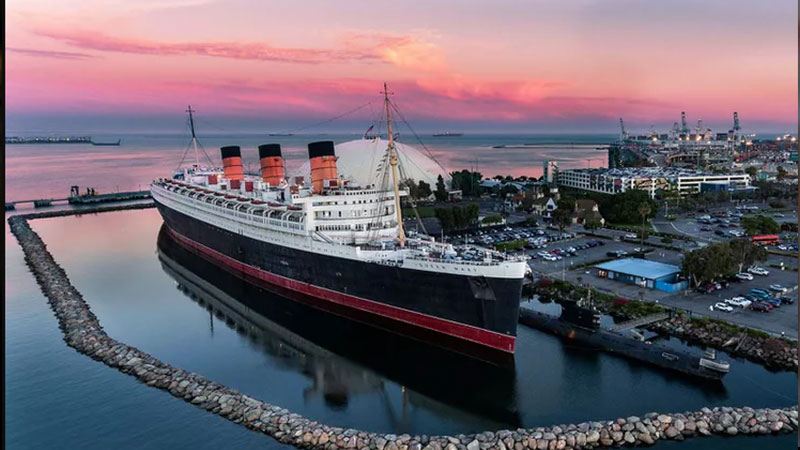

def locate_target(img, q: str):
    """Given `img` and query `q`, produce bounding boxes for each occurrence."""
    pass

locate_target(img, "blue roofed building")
[595,258,688,293]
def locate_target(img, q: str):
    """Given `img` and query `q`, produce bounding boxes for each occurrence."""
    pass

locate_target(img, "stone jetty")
[651,316,798,372]
[8,208,799,449]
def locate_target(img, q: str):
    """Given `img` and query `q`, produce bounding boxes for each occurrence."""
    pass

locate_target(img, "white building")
[557,167,750,198]
[543,160,559,184]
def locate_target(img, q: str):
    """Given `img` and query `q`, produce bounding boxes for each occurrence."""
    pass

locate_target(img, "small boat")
[91,139,121,146]
[268,133,294,136]
[432,132,463,137]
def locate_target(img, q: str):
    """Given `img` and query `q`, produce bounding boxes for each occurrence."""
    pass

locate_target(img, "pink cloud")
[32,27,442,69]
[7,47,98,60]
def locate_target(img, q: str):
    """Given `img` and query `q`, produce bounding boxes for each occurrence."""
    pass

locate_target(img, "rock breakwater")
[8,209,799,449]
[651,316,798,372]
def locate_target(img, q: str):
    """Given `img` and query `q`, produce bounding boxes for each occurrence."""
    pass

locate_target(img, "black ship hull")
[154,200,523,356]
[157,225,523,424]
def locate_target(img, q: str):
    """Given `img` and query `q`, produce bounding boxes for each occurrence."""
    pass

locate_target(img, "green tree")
[741,215,780,235]
[417,180,432,199]
[525,215,538,226]
[552,197,575,234]
[681,242,737,287]
[481,214,503,225]
[583,220,602,231]
[435,207,454,232]
[500,184,519,197]
[402,179,419,199]
[434,175,448,202]
[777,166,787,180]
[449,170,482,197]
[729,240,767,273]
[597,190,657,225]
[745,166,758,179]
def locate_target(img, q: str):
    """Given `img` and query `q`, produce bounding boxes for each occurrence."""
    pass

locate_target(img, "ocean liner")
[151,85,527,356]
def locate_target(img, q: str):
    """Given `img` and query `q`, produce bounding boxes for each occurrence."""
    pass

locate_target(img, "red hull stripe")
[166,227,516,353]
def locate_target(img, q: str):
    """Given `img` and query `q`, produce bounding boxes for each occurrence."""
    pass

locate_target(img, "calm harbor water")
[5,133,797,449]
[4,133,612,201]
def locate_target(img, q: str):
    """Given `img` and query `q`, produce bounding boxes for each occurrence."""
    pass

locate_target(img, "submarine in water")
[518,298,730,381]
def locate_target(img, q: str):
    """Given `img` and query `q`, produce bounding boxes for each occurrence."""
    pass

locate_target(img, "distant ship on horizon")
[432,132,463,137]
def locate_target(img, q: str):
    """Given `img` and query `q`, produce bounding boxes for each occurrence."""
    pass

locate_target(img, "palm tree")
[638,202,651,247]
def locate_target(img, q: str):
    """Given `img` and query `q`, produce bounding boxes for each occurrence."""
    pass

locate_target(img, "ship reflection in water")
[156,225,522,428]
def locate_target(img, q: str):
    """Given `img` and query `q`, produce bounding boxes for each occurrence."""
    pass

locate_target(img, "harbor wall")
[7,205,799,449]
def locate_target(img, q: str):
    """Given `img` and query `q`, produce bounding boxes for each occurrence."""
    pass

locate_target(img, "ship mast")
[382,83,406,247]
[187,105,200,167]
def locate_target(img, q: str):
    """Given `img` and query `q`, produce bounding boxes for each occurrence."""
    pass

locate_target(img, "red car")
[700,227,712,232]
[751,302,772,312]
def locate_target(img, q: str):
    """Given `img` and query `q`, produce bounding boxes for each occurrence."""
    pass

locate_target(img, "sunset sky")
[5,0,798,133]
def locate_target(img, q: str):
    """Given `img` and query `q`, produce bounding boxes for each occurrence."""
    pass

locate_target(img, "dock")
[6,189,151,211]
[610,312,671,332]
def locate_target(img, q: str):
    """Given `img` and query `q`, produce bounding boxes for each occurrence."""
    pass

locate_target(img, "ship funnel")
[258,144,285,187]
[308,141,338,193]
[220,146,244,181]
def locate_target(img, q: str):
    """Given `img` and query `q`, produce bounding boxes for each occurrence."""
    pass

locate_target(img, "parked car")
[713,302,734,312]
[779,296,795,305]
[751,302,772,312]
[696,285,714,294]
[769,284,788,293]
[764,298,782,308]
[714,230,725,236]
[750,287,771,296]
[748,267,770,276]
[624,233,637,239]
[726,297,752,308]
[735,272,754,281]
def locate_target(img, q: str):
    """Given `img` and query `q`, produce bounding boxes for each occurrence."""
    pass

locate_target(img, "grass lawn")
[403,206,436,218]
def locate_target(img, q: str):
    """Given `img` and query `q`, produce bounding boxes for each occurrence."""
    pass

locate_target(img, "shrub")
[661,236,674,244]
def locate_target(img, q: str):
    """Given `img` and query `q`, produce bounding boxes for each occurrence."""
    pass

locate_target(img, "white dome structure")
[292,138,451,189]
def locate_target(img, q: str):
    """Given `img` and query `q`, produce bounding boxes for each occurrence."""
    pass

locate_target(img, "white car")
[713,302,734,312]
[624,233,637,239]
[735,272,754,281]
[748,267,770,276]
[729,230,745,237]
[726,297,752,308]
[769,284,788,293]
[542,254,558,262]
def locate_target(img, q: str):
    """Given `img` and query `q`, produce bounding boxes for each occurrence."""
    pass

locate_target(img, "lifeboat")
[224,195,236,199]
[251,200,266,205]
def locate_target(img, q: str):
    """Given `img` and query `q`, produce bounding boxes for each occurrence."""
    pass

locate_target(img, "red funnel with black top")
[220,146,244,181]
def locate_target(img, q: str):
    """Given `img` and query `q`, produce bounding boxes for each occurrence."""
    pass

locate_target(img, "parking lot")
[559,251,799,339]
[653,203,799,249]
[442,213,798,338]
[526,236,681,277]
